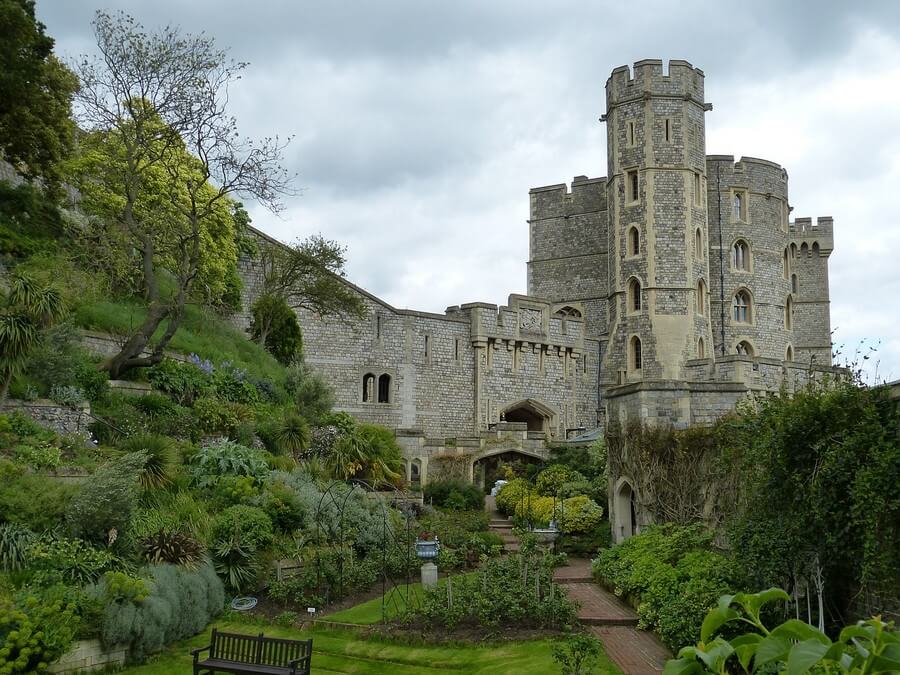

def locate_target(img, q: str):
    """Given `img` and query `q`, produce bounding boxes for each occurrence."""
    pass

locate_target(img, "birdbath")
[415,533,440,588]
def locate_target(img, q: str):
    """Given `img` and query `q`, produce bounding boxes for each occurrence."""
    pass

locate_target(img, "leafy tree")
[0,273,64,400]
[70,11,291,378]
[251,293,303,364]
[253,235,367,346]
[0,0,77,185]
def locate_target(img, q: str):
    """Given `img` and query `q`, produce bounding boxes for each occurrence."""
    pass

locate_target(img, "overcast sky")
[37,1,900,381]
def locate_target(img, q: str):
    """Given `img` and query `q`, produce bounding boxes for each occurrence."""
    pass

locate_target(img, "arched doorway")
[614,478,637,543]
[500,398,557,434]
[471,449,546,492]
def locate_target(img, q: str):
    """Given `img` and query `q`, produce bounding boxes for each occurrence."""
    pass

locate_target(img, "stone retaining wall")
[0,399,91,436]
[49,640,126,674]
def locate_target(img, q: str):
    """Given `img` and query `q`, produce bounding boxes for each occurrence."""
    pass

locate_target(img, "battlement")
[529,175,606,221]
[789,216,834,250]
[606,59,705,106]
[706,155,789,198]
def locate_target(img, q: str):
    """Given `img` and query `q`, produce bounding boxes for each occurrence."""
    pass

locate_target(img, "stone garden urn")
[415,533,440,587]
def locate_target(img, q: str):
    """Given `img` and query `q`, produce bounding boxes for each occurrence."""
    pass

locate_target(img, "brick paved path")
[554,559,671,675]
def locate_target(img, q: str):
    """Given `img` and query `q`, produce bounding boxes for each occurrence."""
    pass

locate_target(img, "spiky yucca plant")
[142,529,204,569]
[275,413,310,457]
[118,434,179,490]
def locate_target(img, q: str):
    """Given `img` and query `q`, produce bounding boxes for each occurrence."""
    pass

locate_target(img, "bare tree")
[72,11,292,378]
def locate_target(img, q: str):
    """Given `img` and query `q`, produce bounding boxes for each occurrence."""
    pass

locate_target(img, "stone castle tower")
[529,59,833,430]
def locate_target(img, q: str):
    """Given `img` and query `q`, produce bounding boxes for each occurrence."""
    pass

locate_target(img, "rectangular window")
[664,118,671,143]
[376,314,381,339]
[626,169,639,203]
[693,172,702,205]
[733,190,748,221]
[424,335,430,360]
[454,338,460,361]
[626,120,635,147]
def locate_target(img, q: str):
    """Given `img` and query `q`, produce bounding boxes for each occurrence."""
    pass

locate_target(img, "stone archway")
[613,477,638,543]
[500,398,558,434]
[470,447,548,491]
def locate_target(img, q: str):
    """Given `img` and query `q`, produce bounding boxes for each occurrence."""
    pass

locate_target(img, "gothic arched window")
[627,278,642,313]
[362,373,375,403]
[630,335,642,371]
[732,240,750,271]
[733,290,751,323]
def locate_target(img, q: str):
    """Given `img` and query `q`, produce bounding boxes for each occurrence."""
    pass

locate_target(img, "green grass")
[74,296,286,384]
[117,621,619,674]
[328,580,431,625]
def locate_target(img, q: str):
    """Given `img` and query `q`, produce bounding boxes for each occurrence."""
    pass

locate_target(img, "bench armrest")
[190,645,211,662]
[289,654,312,674]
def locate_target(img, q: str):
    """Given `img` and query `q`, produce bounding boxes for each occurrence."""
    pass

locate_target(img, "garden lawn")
[117,622,609,674]
[327,575,475,625]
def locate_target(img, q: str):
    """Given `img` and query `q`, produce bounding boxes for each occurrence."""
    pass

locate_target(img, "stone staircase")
[484,495,520,553]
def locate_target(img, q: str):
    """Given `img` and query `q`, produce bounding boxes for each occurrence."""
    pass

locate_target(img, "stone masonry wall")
[49,639,126,674]
[0,400,91,436]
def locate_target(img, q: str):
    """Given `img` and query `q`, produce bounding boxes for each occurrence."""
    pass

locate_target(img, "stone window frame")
[626,276,642,315]
[731,287,754,325]
[359,367,398,405]
[783,247,790,279]
[791,274,799,294]
[626,225,641,258]
[695,228,704,260]
[693,171,703,206]
[735,339,755,357]
[731,188,749,223]
[625,168,640,205]
[423,332,432,364]
[696,278,708,316]
[661,117,673,144]
[784,295,794,331]
[628,334,643,374]
[785,344,794,362]
[626,119,636,148]
[697,336,706,359]
[731,238,752,273]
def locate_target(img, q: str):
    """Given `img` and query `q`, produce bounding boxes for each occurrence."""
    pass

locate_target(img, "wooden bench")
[191,628,312,675]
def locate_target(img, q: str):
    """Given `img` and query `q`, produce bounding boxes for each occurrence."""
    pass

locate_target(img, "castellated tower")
[603,59,713,386]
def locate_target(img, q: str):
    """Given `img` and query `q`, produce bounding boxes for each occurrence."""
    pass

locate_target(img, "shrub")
[536,464,586,496]
[592,524,737,650]
[142,530,205,569]
[213,475,259,506]
[515,494,555,525]
[286,361,334,425]
[49,384,86,406]
[275,413,310,456]
[0,523,36,572]
[100,571,150,604]
[210,505,274,592]
[25,536,120,585]
[268,546,379,608]
[0,585,80,674]
[0,473,77,532]
[412,549,576,629]
[417,509,489,548]
[554,495,604,534]
[97,562,224,660]
[189,439,270,489]
[193,395,241,435]
[117,434,179,490]
[251,294,303,365]
[424,480,483,511]
[12,440,61,470]
[552,634,604,675]
[147,358,209,405]
[130,491,212,546]
[260,478,306,533]
[210,364,260,405]
[65,452,146,545]
[495,478,531,516]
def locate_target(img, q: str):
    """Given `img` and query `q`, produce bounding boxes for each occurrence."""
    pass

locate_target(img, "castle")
[235,59,835,540]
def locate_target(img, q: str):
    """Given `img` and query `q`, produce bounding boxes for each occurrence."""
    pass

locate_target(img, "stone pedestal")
[420,562,438,588]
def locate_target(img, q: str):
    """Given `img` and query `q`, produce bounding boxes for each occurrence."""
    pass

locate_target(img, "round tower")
[603,59,713,385]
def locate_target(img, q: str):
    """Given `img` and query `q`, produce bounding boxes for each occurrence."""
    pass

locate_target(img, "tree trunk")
[101,301,170,378]
[0,370,13,403]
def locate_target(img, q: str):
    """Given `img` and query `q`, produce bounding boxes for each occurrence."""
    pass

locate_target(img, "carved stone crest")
[519,308,542,332]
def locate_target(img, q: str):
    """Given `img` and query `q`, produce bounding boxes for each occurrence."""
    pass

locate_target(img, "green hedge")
[592,524,738,651]
[423,480,483,510]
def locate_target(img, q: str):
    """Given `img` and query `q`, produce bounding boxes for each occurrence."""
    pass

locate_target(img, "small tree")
[551,634,603,674]
[0,273,64,401]
[71,11,292,378]
[251,294,303,364]
[253,235,367,346]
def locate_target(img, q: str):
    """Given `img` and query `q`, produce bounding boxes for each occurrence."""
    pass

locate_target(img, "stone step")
[555,575,594,583]
[489,521,513,528]
[504,543,520,552]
